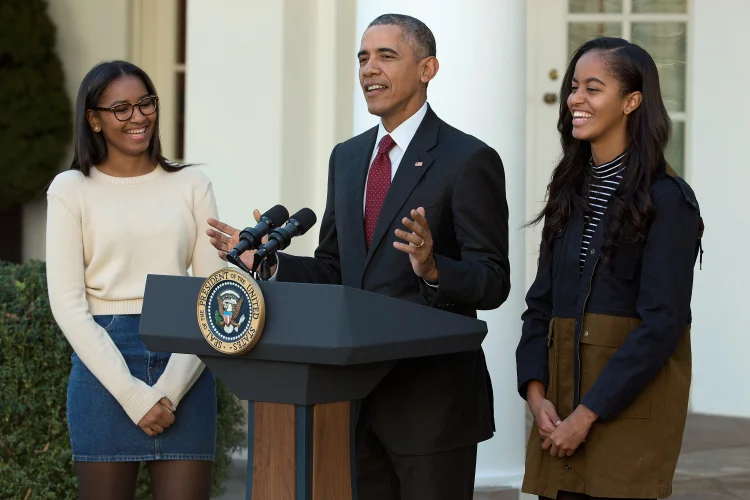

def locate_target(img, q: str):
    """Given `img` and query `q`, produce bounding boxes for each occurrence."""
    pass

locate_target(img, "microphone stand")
[227,253,252,275]
[253,253,278,281]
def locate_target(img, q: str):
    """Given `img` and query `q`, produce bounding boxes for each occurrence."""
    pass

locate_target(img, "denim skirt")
[67,314,217,462]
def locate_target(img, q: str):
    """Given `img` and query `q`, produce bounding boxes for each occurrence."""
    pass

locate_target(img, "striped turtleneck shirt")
[580,152,626,271]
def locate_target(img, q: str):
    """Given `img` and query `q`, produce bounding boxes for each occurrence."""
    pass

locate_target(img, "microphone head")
[289,208,317,236]
[262,204,289,228]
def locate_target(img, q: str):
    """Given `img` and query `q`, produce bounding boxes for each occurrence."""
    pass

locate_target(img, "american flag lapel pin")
[414,161,423,167]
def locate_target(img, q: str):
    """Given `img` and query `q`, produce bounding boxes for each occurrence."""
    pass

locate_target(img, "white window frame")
[564,0,691,178]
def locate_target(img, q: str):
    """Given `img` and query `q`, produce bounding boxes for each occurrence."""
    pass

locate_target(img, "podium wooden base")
[246,401,356,500]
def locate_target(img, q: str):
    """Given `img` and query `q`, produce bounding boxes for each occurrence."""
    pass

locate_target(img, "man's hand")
[206,209,273,273]
[393,208,438,283]
[542,404,598,458]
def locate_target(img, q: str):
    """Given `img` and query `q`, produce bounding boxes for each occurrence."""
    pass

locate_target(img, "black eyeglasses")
[92,95,159,122]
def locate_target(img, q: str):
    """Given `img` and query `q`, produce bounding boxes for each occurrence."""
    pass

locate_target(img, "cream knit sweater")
[46,165,224,425]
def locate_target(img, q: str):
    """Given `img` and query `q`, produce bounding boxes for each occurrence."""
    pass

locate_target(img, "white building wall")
[687,0,750,418]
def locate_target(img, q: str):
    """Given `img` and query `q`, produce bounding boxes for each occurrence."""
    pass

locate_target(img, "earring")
[94,126,99,131]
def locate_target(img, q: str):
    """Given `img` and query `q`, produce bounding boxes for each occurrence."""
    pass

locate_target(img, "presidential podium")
[139,274,487,500]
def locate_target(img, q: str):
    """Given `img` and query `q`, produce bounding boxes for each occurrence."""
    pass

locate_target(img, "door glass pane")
[569,23,622,58]
[632,0,687,13]
[569,0,623,13]
[631,22,687,112]
[665,121,685,175]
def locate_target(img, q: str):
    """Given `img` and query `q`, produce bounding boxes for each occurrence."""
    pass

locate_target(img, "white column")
[353,0,528,489]
[185,1,286,236]
[185,1,355,257]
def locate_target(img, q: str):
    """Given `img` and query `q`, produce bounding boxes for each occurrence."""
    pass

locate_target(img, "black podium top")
[139,274,488,404]
[140,275,487,365]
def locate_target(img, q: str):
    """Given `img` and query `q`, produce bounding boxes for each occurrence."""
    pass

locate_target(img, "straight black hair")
[70,60,185,175]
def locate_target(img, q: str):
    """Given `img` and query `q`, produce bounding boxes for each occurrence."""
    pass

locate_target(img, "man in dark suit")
[207,13,510,500]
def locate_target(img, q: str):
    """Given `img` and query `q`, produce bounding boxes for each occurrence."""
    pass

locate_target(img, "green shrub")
[0,260,246,499]
[0,0,72,212]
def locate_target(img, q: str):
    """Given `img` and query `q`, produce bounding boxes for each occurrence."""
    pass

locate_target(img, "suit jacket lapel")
[341,126,377,277]
[364,107,439,270]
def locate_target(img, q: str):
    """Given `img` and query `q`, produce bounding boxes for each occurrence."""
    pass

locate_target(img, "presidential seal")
[196,268,265,355]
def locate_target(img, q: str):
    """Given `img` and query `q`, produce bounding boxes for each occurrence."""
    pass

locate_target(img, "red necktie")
[364,134,396,247]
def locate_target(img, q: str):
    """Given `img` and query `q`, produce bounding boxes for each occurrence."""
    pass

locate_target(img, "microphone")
[226,205,289,268]
[254,208,317,263]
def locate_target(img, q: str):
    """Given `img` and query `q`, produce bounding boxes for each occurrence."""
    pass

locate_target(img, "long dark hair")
[529,37,671,262]
[70,60,184,175]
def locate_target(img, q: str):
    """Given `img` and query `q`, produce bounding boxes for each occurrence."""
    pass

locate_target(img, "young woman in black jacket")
[517,37,703,500]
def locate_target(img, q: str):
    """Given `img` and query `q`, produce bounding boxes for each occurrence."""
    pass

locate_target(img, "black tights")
[75,460,213,500]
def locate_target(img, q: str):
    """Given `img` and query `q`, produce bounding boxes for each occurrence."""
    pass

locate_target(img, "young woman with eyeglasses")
[45,60,223,500]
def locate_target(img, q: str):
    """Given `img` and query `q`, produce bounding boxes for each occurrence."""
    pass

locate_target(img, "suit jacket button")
[564,464,572,470]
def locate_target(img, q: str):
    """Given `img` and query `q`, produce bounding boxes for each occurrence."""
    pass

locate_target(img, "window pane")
[665,120,685,176]
[569,0,623,13]
[568,23,622,58]
[631,22,687,112]
[632,0,687,13]
[176,72,185,160]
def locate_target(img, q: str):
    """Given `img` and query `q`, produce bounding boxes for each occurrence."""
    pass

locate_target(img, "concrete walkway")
[215,413,750,499]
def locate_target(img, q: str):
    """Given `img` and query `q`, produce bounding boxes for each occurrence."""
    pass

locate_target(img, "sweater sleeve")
[153,175,224,407]
[46,193,164,425]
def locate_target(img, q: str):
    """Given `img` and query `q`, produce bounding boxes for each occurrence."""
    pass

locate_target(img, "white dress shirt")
[364,101,429,208]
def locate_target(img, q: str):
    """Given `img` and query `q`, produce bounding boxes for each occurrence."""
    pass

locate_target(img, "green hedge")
[0,260,245,499]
